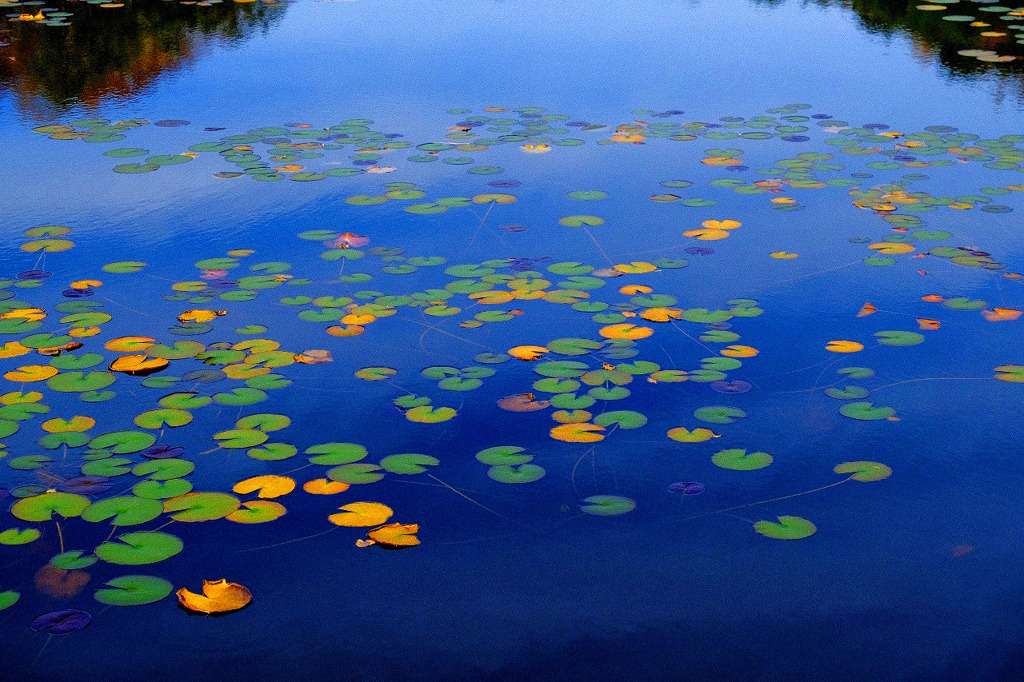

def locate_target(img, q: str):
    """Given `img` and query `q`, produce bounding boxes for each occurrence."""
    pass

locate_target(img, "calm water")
[1,1,1024,680]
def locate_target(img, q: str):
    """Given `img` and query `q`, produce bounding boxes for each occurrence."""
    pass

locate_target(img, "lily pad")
[693,406,747,424]
[834,461,892,481]
[94,575,174,606]
[487,464,546,483]
[754,516,816,540]
[162,492,240,521]
[839,402,895,421]
[476,446,533,465]
[580,495,635,516]
[379,454,439,474]
[81,496,163,526]
[712,448,773,470]
[94,531,184,565]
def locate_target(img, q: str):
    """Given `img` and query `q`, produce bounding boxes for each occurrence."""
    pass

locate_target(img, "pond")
[1,1,1023,680]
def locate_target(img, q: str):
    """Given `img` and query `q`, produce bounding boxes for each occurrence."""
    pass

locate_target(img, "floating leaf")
[232,475,295,499]
[30,609,92,634]
[94,532,183,565]
[753,516,816,540]
[487,463,546,483]
[328,501,393,527]
[839,402,896,421]
[550,419,607,442]
[367,523,420,548]
[81,497,163,526]
[834,461,892,481]
[874,331,924,346]
[580,495,635,516]
[476,446,533,465]
[693,406,746,424]
[11,492,90,521]
[226,501,287,524]
[712,448,773,470]
[405,406,457,423]
[177,580,251,614]
[327,463,384,484]
[94,575,173,606]
[379,454,439,474]
[0,528,41,545]
[162,493,240,521]
[667,427,718,442]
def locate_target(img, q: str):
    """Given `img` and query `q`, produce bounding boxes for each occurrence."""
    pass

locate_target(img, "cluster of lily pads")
[3,102,1023,640]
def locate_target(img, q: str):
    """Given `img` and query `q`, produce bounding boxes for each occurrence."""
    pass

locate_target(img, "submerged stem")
[426,474,511,522]
[688,476,854,520]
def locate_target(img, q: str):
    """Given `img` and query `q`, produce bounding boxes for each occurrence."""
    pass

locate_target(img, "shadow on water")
[0,0,287,118]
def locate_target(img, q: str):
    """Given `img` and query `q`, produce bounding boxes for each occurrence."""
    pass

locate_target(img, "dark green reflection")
[759,0,1024,80]
[0,0,286,117]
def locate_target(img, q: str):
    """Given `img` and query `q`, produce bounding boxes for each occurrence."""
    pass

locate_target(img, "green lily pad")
[475,446,533,466]
[559,215,605,227]
[838,367,874,379]
[81,457,133,477]
[874,331,924,346]
[379,454,439,474]
[94,575,174,606]
[327,463,385,484]
[50,550,98,570]
[839,402,896,421]
[49,353,105,370]
[0,528,41,545]
[0,590,20,610]
[213,388,267,406]
[588,386,631,401]
[306,443,367,465]
[834,461,892,481]
[158,392,212,410]
[353,367,397,381]
[405,406,457,423]
[132,479,193,499]
[712,448,773,470]
[754,516,816,540]
[11,492,91,521]
[592,410,648,429]
[824,386,871,400]
[48,371,115,393]
[549,393,596,409]
[681,309,732,324]
[213,429,269,449]
[8,455,52,470]
[163,492,240,521]
[102,261,147,274]
[89,430,156,454]
[133,409,193,429]
[580,495,635,516]
[132,458,194,480]
[235,413,291,432]
[487,464,546,483]
[147,341,205,360]
[82,496,164,526]
[694,406,747,424]
[94,531,184,565]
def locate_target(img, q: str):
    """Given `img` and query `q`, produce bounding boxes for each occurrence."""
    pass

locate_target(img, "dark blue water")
[2,1,1024,680]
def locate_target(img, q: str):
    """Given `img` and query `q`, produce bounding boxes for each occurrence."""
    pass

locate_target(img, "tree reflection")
[755,0,1024,86]
[0,0,286,118]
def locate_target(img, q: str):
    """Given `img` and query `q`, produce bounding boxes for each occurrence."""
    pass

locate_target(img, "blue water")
[2,1,1024,680]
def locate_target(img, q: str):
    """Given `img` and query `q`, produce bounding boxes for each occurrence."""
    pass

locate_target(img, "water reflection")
[763,0,1024,87]
[0,0,286,118]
